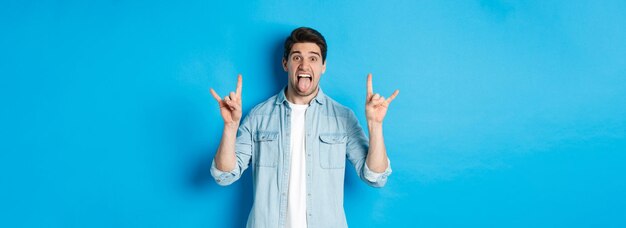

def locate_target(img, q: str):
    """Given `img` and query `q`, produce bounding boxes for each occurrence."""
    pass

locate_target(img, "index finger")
[235,74,242,97]
[366,73,373,96]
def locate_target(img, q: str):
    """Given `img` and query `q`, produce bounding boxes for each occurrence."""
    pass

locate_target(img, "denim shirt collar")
[275,87,326,106]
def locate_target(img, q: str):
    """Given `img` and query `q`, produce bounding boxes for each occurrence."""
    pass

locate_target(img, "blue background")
[1,0,625,227]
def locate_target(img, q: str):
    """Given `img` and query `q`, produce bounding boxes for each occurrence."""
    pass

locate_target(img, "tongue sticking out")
[297,77,311,92]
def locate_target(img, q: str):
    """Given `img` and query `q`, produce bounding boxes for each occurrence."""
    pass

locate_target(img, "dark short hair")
[283,27,327,63]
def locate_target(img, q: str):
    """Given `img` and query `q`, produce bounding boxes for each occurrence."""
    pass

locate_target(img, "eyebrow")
[290,51,321,57]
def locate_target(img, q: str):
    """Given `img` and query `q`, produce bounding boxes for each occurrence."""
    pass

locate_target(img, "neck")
[285,86,318,105]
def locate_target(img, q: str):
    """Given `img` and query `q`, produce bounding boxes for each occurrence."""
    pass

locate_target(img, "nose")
[298,59,310,70]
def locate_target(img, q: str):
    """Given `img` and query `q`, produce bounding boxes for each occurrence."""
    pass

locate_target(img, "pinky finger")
[386,90,400,104]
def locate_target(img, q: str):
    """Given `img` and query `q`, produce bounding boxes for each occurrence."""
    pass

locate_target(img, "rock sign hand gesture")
[210,74,243,125]
[365,73,399,124]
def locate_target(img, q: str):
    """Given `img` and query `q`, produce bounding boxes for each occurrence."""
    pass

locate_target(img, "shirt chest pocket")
[319,133,347,169]
[254,131,279,167]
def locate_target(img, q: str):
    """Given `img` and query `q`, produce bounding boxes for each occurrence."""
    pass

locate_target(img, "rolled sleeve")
[210,160,240,186]
[209,115,253,186]
[363,158,392,185]
[344,109,393,188]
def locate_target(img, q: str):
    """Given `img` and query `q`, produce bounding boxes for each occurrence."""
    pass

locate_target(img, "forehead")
[290,42,321,55]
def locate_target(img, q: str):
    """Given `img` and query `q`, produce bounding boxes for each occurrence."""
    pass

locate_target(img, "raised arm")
[209,74,243,172]
[365,73,399,173]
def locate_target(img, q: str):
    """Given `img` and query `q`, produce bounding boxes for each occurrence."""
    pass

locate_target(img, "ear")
[321,60,327,74]
[282,58,288,72]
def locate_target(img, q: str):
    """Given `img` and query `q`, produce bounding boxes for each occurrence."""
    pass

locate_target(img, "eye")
[292,55,301,61]
[310,56,317,62]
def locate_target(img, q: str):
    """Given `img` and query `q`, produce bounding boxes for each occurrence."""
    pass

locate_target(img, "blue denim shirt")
[211,88,392,228]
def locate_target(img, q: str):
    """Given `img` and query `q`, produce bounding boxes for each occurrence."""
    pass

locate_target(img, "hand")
[365,73,399,124]
[210,74,243,126]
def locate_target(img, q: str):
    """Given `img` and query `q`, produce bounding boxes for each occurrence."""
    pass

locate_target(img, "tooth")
[297,73,312,78]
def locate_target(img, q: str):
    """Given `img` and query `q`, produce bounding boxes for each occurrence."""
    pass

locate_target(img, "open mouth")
[297,73,311,79]
[296,73,312,92]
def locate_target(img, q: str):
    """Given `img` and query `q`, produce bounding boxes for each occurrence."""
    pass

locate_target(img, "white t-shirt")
[285,102,308,228]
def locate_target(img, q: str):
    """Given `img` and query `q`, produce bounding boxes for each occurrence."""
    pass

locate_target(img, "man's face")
[283,42,326,97]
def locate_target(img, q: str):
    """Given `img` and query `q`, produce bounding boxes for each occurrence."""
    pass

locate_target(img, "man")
[209,27,399,228]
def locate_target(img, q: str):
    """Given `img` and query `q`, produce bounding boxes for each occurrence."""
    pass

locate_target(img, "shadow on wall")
[189,152,252,228]
[145,93,252,227]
